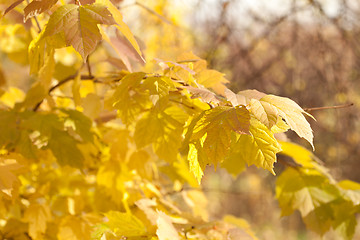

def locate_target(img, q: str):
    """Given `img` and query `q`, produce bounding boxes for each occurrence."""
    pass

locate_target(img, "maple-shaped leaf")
[225,118,281,175]
[135,106,185,162]
[260,95,314,149]
[41,3,116,60]
[104,211,147,237]
[110,72,151,124]
[23,203,52,240]
[0,159,22,198]
[187,106,250,167]
[24,0,58,22]
[276,167,339,217]
[57,215,91,240]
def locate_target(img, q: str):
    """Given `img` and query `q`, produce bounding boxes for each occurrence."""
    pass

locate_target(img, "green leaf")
[276,168,339,217]
[60,109,94,143]
[41,3,116,60]
[302,203,333,235]
[332,200,357,240]
[48,129,84,168]
[104,211,147,237]
[0,110,20,149]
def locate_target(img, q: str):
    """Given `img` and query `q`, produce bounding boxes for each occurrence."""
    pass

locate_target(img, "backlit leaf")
[104,211,147,237]
[260,95,314,149]
[0,158,22,198]
[24,203,52,240]
[57,216,91,240]
[188,143,205,184]
[276,168,339,217]
[96,0,144,60]
[230,118,281,174]
[41,3,116,60]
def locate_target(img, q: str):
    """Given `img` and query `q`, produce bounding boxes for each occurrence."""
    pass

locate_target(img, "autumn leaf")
[183,85,221,104]
[3,0,24,17]
[57,216,91,240]
[24,0,58,22]
[260,95,314,149]
[276,168,339,217]
[0,159,22,198]
[24,203,52,240]
[224,118,281,175]
[104,211,147,237]
[96,0,144,61]
[188,142,206,183]
[41,3,116,60]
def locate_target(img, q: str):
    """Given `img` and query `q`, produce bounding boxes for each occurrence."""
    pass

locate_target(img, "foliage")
[0,1,359,239]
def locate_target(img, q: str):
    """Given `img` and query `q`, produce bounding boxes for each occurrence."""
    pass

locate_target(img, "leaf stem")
[33,74,95,111]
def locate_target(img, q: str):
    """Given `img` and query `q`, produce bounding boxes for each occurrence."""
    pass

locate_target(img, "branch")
[304,103,354,112]
[33,74,95,111]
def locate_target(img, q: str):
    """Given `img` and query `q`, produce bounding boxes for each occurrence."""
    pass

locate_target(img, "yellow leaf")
[82,93,102,119]
[195,69,228,93]
[96,0,144,61]
[104,211,147,237]
[0,87,25,107]
[188,143,205,184]
[24,203,52,240]
[261,95,314,149]
[189,106,250,167]
[156,211,180,240]
[276,168,338,217]
[249,99,278,129]
[235,118,281,174]
[224,215,258,240]
[41,3,116,60]
[57,215,91,240]
[0,158,22,198]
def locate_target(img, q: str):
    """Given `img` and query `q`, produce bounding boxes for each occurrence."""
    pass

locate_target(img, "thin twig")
[304,103,354,112]
[33,74,95,111]
[135,1,172,25]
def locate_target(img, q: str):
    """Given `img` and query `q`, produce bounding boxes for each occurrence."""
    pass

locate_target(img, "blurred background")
[1,0,360,239]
